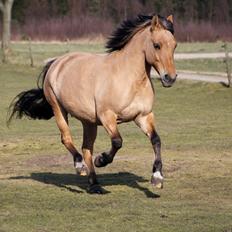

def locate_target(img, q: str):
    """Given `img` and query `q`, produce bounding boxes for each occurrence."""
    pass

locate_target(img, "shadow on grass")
[10,172,159,198]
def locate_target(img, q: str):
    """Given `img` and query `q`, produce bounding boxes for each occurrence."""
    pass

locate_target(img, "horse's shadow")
[10,172,159,198]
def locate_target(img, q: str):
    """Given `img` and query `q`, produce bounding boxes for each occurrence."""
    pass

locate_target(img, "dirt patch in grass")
[25,154,72,168]
[164,163,182,174]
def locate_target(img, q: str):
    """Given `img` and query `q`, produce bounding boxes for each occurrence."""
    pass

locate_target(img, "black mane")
[106,14,174,53]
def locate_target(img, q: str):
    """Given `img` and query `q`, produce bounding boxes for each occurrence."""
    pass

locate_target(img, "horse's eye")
[153,43,161,50]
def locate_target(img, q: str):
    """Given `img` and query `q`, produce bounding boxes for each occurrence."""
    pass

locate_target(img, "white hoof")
[75,161,88,176]
[151,171,164,189]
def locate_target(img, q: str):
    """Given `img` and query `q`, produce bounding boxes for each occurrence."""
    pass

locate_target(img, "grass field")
[0,43,232,232]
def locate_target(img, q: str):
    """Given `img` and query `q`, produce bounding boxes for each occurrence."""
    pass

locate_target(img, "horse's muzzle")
[160,74,177,88]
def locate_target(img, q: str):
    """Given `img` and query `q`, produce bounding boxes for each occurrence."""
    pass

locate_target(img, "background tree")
[0,0,14,63]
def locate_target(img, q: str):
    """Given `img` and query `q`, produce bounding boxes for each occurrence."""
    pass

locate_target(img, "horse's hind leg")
[134,112,163,189]
[82,122,102,194]
[45,89,87,175]
[94,111,122,168]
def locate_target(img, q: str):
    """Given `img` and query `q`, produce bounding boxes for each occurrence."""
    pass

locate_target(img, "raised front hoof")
[75,162,88,176]
[151,171,164,189]
[87,184,103,194]
[94,153,110,168]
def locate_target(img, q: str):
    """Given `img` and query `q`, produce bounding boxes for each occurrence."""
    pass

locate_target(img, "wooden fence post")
[222,42,231,87]
[28,37,34,67]
[65,38,70,53]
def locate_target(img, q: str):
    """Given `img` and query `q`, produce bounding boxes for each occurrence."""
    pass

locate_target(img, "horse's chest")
[119,85,154,120]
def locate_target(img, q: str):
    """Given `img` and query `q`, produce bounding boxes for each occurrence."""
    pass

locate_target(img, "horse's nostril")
[164,74,170,82]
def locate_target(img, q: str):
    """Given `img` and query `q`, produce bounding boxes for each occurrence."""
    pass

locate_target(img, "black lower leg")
[73,152,83,164]
[94,136,122,167]
[151,131,162,173]
[88,172,98,186]
[87,172,103,194]
[106,136,123,161]
[112,137,123,150]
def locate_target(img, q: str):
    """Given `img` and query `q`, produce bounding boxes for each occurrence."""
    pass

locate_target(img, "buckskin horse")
[8,14,177,194]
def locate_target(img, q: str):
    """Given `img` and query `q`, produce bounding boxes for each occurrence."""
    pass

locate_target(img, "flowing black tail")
[7,59,56,126]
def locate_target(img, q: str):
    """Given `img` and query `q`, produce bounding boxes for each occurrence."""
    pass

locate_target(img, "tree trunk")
[0,0,14,63]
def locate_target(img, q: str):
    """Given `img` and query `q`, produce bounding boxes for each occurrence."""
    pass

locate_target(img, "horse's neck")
[112,28,151,80]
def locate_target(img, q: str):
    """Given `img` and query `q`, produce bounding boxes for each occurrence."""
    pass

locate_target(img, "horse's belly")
[65,101,96,123]
[54,83,97,123]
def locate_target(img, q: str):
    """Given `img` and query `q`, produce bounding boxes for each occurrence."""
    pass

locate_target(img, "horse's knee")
[112,137,123,150]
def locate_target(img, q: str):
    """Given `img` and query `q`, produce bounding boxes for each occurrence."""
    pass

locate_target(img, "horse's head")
[145,15,177,88]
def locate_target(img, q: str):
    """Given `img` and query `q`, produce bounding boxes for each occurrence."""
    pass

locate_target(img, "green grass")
[176,58,231,73]
[0,59,232,232]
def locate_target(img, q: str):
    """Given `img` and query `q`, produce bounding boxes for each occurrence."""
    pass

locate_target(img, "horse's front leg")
[94,110,122,168]
[135,112,164,189]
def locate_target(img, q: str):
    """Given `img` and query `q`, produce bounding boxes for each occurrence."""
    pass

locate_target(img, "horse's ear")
[167,15,173,24]
[151,15,161,31]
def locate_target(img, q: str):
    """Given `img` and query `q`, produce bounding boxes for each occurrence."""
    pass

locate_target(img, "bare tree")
[0,0,14,63]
